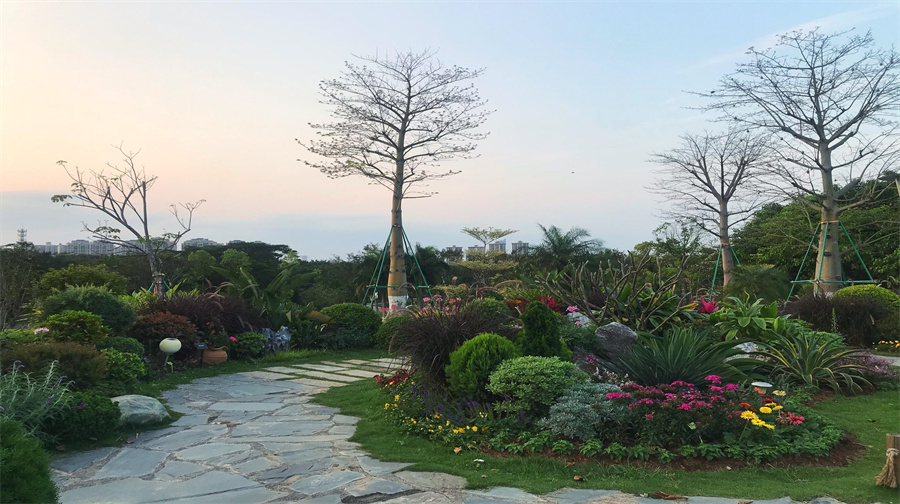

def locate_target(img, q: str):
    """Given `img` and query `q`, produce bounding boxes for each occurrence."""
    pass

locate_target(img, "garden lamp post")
[159,338,182,372]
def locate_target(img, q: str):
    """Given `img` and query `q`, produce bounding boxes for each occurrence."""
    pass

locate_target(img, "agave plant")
[752,330,871,393]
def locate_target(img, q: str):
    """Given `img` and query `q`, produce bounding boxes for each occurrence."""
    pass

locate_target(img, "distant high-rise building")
[511,241,530,256]
[488,240,506,253]
[181,237,220,250]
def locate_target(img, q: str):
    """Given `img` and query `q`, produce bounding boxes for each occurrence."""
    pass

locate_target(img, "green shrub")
[95,336,144,356]
[446,332,520,401]
[102,348,146,386]
[231,332,267,360]
[34,264,127,299]
[832,284,900,344]
[44,310,109,344]
[321,303,382,342]
[537,382,623,441]
[722,264,790,304]
[0,361,72,441]
[127,312,198,361]
[0,329,41,346]
[487,356,587,419]
[753,330,871,393]
[374,315,411,350]
[607,327,757,386]
[36,286,137,336]
[44,392,120,444]
[145,293,265,339]
[1,343,108,390]
[468,298,513,324]
[520,302,566,359]
[559,321,599,354]
[0,418,60,504]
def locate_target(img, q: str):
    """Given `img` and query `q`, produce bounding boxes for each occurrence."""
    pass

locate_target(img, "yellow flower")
[762,422,775,430]
[751,418,764,426]
[764,402,777,407]
[773,390,786,396]
[759,407,773,414]
[741,411,758,420]
[395,395,400,401]
[773,405,783,411]
[384,403,390,410]
[472,426,478,432]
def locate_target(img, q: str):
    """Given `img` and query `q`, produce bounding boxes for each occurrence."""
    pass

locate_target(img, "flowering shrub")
[874,340,900,353]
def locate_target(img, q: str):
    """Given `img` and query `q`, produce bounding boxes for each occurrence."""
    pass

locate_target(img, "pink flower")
[605,392,632,400]
[696,297,719,314]
[724,384,739,391]
[575,321,582,325]
[566,306,579,313]
[33,327,49,334]
[422,297,431,303]
[645,414,654,419]
[705,375,722,384]
[709,385,723,392]
[229,336,237,342]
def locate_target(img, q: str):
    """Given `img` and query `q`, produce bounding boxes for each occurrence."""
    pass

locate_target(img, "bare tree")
[298,50,492,307]
[52,145,204,295]
[698,29,900,293]
[650,128,769,285]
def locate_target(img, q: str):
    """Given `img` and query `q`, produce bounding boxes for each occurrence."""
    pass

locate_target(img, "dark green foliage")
[520,302,564,358]
[0,418,60,504]
[231,332,267,360]
[127,312,199,361]
[393,303,518,385]
[0,362,71,442]
[559,321,599,354]
[487,356,587,419]
[101,348,146,387]
[607,327,756,386]
[783,294,891,346]
[44,310,109,344]
[95,336,144,356]
[722,264,790,304]
[753,330,871,393]
[145,293,264,337]
[0,329,41,346]
[318,303,382,350]
[34,264,128,298]
[1,342,108,390]
[468,298,514,324]
[36,286,136,336]
[374,315,411,350]
[446,332,520,401]
[832,285,900,345]
[45,392,120,443]
[537,382,623,441]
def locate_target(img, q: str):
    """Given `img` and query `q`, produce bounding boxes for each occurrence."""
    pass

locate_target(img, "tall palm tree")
[530,224,605,271]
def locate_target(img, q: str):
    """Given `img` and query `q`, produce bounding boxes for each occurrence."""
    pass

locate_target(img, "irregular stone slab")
[140,424,227,451]
[272,405,316,416]
[211,411,267,423]
[156,461,206,480]
[171,415,210,427]
[277,447,334,464]
[294,495,342,504]
[264,366,307,374]
[207,401,283,411]
[332,414,359,425]
[343,359,372,365]
[112,395,170,425]
[750,499,794,504]
[465,487,542,502]
[321,361,355,367]
[269,413,331,422]
[257,458,334,482]
[808,499,843,504]
[379,492,454,503]
[177,443,251,461]
[290,470,365,495]
[232,420,332,437]
[293,364,349,372]
[688,498,745,504]
[233,456,281,475]
[261,441,333,453]
[465,498,519,504]
[290,378,347,389]
[304,405,341,415]
[335,368,382,378]
[164,486,285,504]
[346,477,412,497]
[207,449,261,465]
[294,370,362,382]
[545,488,626,504]
[239,371,296,380]
[395,471,467,490]
[216,434,349,443]
[328,424,355,437]
[51,447,117,473]
[60,472,260,504]
[92,448,168,479]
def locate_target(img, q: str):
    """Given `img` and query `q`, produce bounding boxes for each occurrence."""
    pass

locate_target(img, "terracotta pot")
[202,346,228,366]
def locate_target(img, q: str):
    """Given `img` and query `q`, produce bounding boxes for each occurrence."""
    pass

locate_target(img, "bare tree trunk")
[719,202,735,286]
[816,147,843,294]
[387,181,408,308]
[147,249,166,298]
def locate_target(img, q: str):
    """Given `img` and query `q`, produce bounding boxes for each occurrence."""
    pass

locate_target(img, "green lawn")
[314,380,900,503]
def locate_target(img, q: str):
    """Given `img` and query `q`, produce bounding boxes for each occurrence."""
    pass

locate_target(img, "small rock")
[595,322,638,363]
[111,395,170,425]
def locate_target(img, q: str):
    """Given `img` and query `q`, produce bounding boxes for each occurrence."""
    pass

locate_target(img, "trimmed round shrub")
[34,264,128,298]
[0,418,60,504]
[469,298,514,324]
[537,382,624,441]
[487,356,588,419]
[102,348,146,386]
[44,392,120,444]
[36,286,137,336]
[231,332,267,360]
[44,310,109,344]
[127,312,199,361]
[319,303,381,349]
[446,332,520,401]
[520,301,565,359]
[1,342,108,390]
[374,315,411,350]
[833,284,900,344]
[95,336,144,356]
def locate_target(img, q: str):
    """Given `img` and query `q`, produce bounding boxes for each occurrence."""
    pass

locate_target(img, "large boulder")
[111,395,170,426]
[595,322,637,364]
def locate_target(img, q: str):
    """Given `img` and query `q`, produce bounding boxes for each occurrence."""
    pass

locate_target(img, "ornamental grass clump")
[752,330,870,393]
[0,361,72,441]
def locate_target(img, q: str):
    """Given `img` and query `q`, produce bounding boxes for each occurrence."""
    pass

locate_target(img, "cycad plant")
[752,330,870,393]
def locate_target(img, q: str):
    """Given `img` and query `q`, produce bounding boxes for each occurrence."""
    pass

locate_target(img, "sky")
[1,1,898,259]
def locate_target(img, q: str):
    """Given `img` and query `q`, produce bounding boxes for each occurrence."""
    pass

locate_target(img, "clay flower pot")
[202,346,228,366]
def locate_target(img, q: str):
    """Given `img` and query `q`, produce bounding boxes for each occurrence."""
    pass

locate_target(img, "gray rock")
[595,322,637,363]
[262,326,291,354]
[111,395,170,426]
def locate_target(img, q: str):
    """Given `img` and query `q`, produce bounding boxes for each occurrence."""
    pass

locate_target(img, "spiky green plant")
[752,330,870,393]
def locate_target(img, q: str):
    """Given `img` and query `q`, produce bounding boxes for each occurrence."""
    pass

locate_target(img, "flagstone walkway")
[52,357,848,504]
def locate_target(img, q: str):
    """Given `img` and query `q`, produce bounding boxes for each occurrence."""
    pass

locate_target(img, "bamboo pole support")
[876,433,900,488]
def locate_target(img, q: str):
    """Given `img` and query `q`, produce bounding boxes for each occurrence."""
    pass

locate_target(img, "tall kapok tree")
[52,145,204,296]
[649,128,769,286]
[299,50,492,308]
[697,29,900,293]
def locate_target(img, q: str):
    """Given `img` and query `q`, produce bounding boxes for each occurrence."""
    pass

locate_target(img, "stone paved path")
[52,358,845,504]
